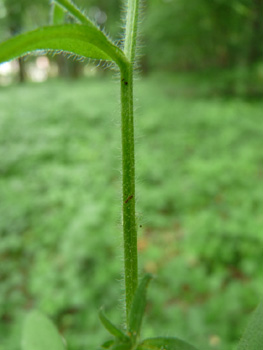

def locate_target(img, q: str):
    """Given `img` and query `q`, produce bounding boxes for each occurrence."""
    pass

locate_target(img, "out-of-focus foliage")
[2,0,263,74]
[2,0,48,35]
[0,0,121,38]
[143,0,263,71]
[1,75,263,350]
[0,0,123,80]
[1,1,263,349]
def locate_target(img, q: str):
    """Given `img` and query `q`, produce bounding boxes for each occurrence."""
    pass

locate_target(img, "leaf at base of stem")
[128,274,153,343]
[99,308,130,343]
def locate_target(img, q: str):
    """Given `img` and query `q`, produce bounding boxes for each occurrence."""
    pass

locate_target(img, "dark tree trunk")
[18,57,26,83]
[6,0,27,82]
[56,55,84,79]
[248,0,263,63]
[70,61,84,79]
[140,54,150,76]
[56,55,70,78]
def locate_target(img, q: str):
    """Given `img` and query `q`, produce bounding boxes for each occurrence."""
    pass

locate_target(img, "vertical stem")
[120,62,138,323]
[124,0,140,63]
[121,0,140,325]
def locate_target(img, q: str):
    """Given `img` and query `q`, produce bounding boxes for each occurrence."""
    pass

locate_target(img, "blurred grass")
[1,73,263,350]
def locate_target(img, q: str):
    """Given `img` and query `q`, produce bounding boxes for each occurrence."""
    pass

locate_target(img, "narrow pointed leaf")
[51,3,65,25]
[0,24,126,68]
[54,0,97,29]
[128,274,153,342]
[237,300,263,350]
[99,308,130,342]
[22,310,65,350]
[137,337,198,350]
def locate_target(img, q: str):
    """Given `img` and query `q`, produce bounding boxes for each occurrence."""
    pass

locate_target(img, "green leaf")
[128,274,153,343]
[22,310,65,350]
[99,308,130,342]
[137,337,198,350]
[237,300,263,350]
[0,24,127,69]
[51,3,65,25]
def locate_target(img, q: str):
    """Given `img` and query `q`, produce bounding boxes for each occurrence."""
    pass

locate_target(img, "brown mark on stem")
[124,195,134,204]
[121,78,128,85]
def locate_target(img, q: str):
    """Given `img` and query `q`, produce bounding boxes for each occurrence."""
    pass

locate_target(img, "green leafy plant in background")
[0,0,262,349]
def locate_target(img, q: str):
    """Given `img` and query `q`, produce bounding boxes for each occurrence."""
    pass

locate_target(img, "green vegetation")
[1,0,263,86]
[1,75,263,349]
[1,0,154,348]
[1,0,263,348]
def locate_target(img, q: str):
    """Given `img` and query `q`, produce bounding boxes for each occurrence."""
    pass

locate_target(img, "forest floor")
[1,73,263,350]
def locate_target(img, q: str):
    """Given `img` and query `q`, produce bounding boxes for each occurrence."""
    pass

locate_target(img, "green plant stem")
[124,0,140,62]
[120,62,138,324]
[120,0,140,326]
[54,0,97,28]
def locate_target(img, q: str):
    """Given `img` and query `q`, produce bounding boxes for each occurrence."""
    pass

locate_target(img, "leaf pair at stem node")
[99,274,198,350]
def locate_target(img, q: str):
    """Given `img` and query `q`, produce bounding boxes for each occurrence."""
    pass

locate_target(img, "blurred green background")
[1,0,263,350]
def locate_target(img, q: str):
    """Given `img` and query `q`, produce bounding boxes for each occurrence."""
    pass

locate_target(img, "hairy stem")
[124,0,140,63]
[54,0,97,28]
[120,62,138,323]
